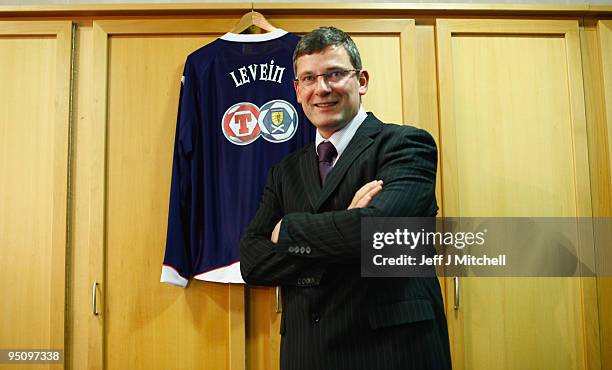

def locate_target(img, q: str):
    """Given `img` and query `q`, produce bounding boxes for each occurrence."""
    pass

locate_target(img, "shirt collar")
[315,106,367,166]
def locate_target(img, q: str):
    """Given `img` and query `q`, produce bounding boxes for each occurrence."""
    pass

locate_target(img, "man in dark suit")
[240,26,451,370]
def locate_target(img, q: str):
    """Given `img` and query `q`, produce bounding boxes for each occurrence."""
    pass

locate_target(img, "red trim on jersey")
[194,260,240,276]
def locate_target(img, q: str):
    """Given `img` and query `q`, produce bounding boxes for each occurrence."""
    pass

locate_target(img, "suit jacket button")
[311,312,320,323]
[288,246,294,253]
[305,247,311,254]
[300,246,305,254]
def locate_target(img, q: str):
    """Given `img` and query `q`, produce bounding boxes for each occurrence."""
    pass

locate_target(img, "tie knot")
[317,141,337,163]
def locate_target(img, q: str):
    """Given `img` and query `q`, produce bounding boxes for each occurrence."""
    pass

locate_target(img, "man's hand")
[270,180,382,243]
[271,219,282,243]
[348,180,383,209]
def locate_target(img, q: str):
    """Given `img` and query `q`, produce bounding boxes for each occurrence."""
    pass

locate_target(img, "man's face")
[294,45,369,138]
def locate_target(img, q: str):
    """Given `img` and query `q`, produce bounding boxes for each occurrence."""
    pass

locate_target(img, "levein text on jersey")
[229,59,286,87]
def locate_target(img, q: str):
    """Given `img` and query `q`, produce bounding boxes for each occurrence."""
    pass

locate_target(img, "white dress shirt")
[315,106,367,167]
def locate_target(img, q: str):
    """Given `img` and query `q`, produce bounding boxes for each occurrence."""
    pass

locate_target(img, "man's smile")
[314,102,338,108]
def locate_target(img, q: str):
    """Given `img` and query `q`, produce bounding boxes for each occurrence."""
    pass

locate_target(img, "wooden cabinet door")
[88,19,249,370]
[85,17,426,370]
[0,21,72,369]
[436,19,600,370]
[595,19,612,370]
[599,20,612,187]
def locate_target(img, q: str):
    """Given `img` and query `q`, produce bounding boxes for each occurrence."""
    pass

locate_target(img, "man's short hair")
[293,26,363,76]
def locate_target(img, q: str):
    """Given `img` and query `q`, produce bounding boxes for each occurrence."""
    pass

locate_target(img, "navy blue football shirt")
[161,29,315,286]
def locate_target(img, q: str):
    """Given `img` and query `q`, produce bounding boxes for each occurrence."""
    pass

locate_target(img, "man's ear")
[293,80,301,103]
[358,69,369,96]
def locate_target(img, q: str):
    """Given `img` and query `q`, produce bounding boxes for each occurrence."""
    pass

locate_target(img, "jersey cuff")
[194,261,245,284]
[160,265,189,288]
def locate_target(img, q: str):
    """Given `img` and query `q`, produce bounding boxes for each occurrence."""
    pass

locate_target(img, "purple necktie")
[317,141,337,186]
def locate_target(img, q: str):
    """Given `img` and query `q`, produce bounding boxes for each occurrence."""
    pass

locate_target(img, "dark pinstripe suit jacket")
[240,113,452,370]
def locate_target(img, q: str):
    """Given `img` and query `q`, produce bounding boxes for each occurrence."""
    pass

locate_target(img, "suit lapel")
[313,113,383,211]
[300,144,322,211]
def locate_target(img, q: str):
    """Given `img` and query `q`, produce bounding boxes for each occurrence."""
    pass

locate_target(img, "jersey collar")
[220,29,288,42]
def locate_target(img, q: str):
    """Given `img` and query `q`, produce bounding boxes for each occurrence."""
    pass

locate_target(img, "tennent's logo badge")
[222,103,261,146]
[221,100,299,145]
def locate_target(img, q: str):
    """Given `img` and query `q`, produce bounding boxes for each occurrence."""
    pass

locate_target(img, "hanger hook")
[251,2,254,13]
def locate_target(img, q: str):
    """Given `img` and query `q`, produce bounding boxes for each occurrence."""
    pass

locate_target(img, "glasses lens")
[327,70,345,83]
[298,70,357,87]
[299,75,315,87]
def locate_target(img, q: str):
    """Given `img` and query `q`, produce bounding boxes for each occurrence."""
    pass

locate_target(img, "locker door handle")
[453,276,460,310]
[92,281,99,316]
[275,286,281,313]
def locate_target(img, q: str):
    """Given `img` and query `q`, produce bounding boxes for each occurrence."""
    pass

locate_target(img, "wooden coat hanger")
[230,6,276,34]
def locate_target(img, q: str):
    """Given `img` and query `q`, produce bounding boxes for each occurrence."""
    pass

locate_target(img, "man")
[240,27,451,370]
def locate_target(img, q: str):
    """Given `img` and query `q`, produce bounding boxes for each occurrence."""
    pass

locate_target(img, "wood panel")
[2,3,612,18]
[245,286,276,370]
[415,22,447,303]
[70,24,94,370]
[354,35,403,124]
[599,21,612,193]
[437,19,599,370]
[86,17,418,370]
[91,20,248,370]
[87,19,418,369]
[594,19,612,370]
[0,21,72,369]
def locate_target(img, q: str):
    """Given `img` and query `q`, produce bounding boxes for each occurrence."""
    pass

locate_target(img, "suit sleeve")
[239,165,328,286]
[160,59,199,288]
[239,127,437,286]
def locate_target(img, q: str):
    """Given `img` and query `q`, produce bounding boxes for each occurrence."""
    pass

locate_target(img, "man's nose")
[314,75,332,95]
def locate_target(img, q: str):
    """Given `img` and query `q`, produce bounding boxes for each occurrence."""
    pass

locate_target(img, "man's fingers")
[358,185,382,207]
[348,180,383,209]
[271,219,282,243]
[367,184,383,198]
[355,195,371,208]
[355,180,382,199]
[362,180,383,201]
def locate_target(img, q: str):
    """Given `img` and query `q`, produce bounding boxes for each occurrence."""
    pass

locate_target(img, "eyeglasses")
[294,69,361,88]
